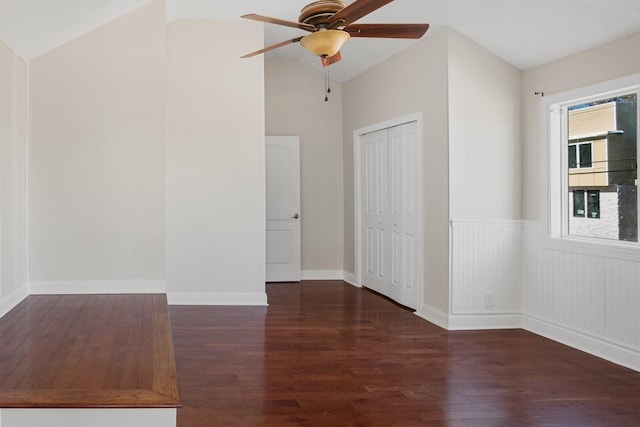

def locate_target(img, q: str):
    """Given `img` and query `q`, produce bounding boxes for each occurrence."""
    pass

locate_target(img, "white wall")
[28,0,166,292]
[26,4,266,302]
[165,20,266,305]
[0,41,28,316]
[521,32,640,371]
[342,27,523,323]
[448,30,522,221]
[446,31,523,328]
[265,58,344,278]
[342,28,450,315]
[522,32,640,220]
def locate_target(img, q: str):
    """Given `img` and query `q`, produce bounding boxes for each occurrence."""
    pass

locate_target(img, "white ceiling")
[1,0,640,82]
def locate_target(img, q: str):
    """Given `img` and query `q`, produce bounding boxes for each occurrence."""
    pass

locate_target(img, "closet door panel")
[360,122,417,309]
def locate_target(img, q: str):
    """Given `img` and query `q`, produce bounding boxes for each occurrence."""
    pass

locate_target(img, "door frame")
[353,112,424,310]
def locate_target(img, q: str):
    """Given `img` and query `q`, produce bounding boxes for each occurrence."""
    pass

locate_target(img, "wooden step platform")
[0,294,180,409]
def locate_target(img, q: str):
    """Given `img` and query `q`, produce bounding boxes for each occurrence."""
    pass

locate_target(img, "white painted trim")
[353,112,424,310]
[301,270,343,281]
[540,236,640,261]
[450,219,525,226]
[25,53,31,295]
[342,271,360,287]
[447,313,522,331]
[416,304,521,331]
[523,314,640,373]
[167,292,268,306]
[415,303,449,330]
[0,408,176,427]
[28,280,166,295]
[0,286,28,319]
[541,73,640,246]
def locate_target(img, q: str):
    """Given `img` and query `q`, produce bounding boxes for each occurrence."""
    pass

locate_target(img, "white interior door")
[360,122,418,309]
[265,136,301,282]
[387,122,418,308]
[362,129,390,295]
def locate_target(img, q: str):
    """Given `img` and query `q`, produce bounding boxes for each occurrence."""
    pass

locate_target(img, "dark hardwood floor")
[170,281,640,426]
[0,294,180,408]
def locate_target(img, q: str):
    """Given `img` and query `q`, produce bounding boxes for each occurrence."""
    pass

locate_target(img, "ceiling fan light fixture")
[300,29,350,58]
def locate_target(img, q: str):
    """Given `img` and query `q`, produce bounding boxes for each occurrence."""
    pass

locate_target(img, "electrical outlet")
[484,293,495,308]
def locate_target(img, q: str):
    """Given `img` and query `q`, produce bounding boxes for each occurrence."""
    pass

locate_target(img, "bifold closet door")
[361,122,418,309]
[362,128,390,296]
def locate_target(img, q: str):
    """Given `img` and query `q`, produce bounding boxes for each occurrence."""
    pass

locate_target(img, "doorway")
[354,113,424,310]
[265,136,301,282]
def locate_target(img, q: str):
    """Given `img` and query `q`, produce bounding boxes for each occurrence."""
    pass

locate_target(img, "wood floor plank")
[0,294,180,408]
[170,281,640,426]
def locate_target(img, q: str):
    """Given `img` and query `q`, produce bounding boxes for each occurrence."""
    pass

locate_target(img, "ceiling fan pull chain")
[324,66,330,102]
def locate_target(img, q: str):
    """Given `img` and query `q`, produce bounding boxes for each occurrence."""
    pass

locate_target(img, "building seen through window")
[567,93,637,242]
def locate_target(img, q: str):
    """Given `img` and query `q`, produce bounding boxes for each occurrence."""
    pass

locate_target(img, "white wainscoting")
[522,222,640,371]
[449,220,522,329]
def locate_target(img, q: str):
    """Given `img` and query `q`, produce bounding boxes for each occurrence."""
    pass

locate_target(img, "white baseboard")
[416,305,521,331]
[167,292,268,306]
[0,286,29,319]
[28,280,167,295]
[416,304,449,329]
[522,314,640,373]
[448,313,522,330]
[341,272,360,287]
[0,408,176,427]
[301,270,344,281]
[299,270,361,287]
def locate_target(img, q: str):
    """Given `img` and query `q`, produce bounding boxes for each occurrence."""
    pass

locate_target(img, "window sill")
[540,236,640,262]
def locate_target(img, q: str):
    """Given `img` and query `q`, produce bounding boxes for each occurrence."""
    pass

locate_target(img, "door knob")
[291,213,300,219]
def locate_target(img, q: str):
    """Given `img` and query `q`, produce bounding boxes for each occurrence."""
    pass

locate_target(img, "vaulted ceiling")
[2,0,640,82]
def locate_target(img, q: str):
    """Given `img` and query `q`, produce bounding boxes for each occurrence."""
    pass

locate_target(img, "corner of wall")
[0,286,28,319]
[0,42,29,320]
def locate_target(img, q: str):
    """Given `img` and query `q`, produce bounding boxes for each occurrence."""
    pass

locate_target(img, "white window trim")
[540,73,640,260]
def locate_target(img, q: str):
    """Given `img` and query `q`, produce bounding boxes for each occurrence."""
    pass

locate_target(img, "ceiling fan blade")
[346,23,429,39]
[328,0,394,27]
[241,14,315,32]
[321,51,342,67]
[241,37,304,58]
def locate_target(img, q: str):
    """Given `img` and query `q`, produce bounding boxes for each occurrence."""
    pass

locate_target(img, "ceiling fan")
[240,0,430,67]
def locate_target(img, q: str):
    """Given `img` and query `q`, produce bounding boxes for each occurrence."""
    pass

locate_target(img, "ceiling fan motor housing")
[299,0,346,26]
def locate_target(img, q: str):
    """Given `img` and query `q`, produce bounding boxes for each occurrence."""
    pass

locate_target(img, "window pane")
[579,143,592,168]
[587,190,600,218]
[573,190,585,217]
[568,145,577,169]
[567,93,637,241]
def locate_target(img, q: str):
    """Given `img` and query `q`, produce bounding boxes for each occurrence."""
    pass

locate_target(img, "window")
[587,190,600,219]
[568,143,593,169]
[573,190,585,217]
[545,74,639,246]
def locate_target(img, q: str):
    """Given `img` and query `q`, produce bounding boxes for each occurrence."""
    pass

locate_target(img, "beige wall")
[265,58,344,273]
[448,30,522,220]
[522,32,640,220]
[0,41,28,312]
[28,0,166,284]
[166,20,265,299]
[342,28,450,312]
